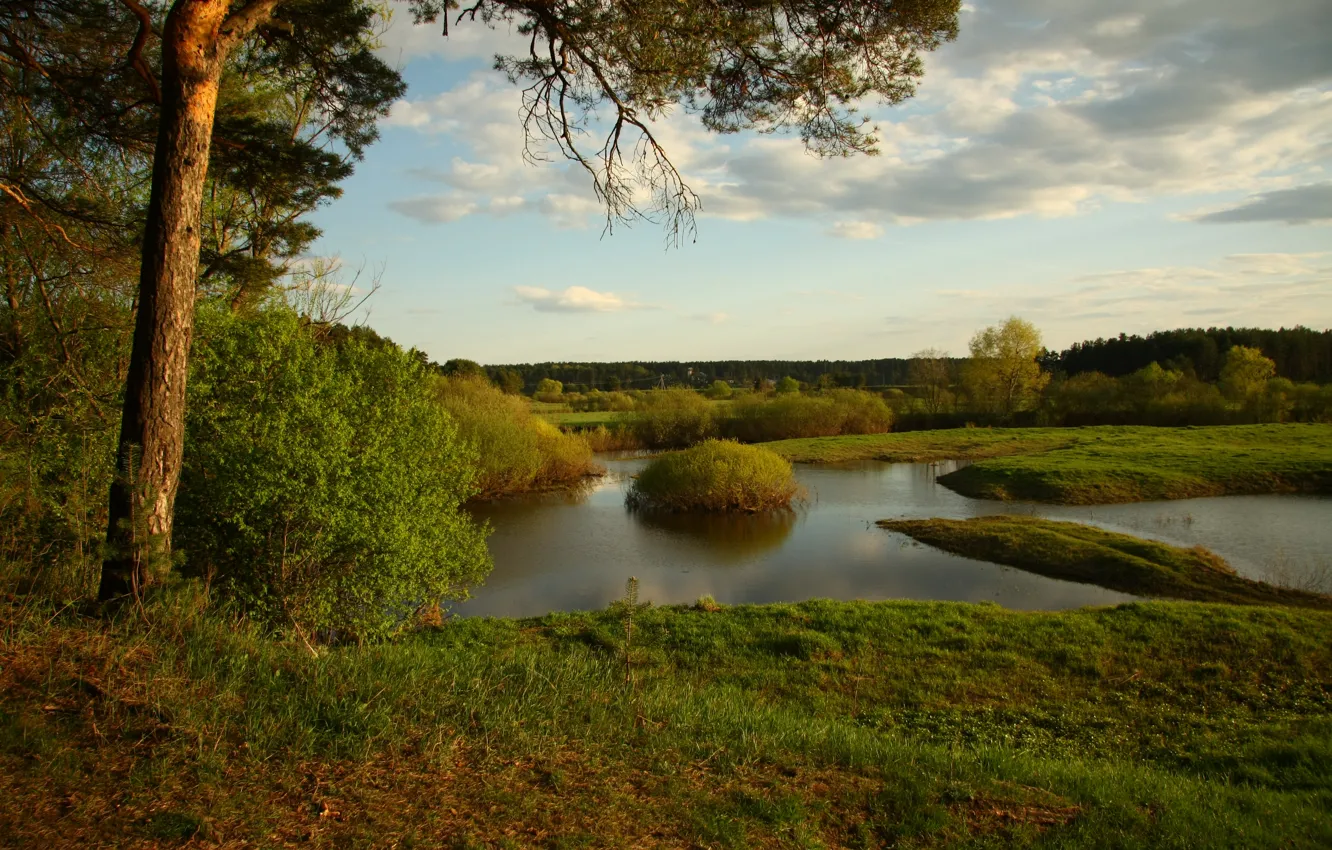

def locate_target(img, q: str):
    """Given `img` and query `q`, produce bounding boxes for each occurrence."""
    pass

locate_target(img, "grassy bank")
[3,593,1330,847]
[881,516,1332,609]
[766,424,1332,503]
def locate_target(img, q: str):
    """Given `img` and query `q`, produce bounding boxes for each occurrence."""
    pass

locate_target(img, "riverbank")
[3,594,1329,847]
[881,516,1332,608]
[766,424,1332,503]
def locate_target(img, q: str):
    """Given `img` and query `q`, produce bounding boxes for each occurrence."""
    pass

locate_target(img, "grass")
[628,439,802,512]
[766,424,1332,504]
[2,591,1331,847]
[539,410,633,430]
[764,427,1078,464]
[880,516,1332,609]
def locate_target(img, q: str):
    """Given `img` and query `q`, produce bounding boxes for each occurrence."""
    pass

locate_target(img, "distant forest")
[478,327,1332,392]
[1048,327,1332,383]
[480,360,920,392]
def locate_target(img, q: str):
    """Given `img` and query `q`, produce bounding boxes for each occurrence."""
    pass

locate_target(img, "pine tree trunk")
[100,0,232,600]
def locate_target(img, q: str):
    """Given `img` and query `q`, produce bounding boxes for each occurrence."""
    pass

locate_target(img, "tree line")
[464,359,927,394]
[1047,327,1332,383]
[463,325,1332,396]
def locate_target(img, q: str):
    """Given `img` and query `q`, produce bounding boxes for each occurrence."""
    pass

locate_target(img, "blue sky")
[308,0,1332,364]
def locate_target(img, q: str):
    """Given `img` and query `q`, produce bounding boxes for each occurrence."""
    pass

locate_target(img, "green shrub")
[627,439,801,512]
[176,305,491,639]
[722,389,893,442]
[0,288,126,599]
[433,376,597,497]
[631,389,716,448]
[534,377,563,403]
[705,380,732,400]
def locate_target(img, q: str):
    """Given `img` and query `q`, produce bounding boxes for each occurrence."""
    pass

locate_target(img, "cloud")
[381,0,1332,231]
[827,221,884,240]
[1192,183,1332,224]
[374,1,529,65]
[512,286,646,313]
[387,194,478,223]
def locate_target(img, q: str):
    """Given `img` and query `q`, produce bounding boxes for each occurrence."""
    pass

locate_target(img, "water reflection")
[456,455,1332,618]
[630,508,798,564]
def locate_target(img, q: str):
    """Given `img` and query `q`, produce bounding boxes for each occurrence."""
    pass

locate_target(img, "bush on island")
[627,439,802,512]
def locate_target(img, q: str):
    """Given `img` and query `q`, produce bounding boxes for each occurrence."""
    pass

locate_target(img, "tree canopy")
[963,317,1049,415]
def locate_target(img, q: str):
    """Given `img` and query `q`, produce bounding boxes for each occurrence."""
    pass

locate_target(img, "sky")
[308,0,1332,364]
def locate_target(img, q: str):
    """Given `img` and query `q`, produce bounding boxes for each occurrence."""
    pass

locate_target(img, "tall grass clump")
[432,375,599,497]
[723,389,893,442]
[627,439,802,512]
[631,388,716,448]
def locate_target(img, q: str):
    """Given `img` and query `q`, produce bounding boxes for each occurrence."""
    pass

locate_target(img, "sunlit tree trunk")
[100,0,233,600]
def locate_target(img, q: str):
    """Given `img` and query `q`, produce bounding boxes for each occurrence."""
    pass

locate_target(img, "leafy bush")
[176,306,491,639]
[722,389,893,442]
[627,440,801,512]
[0,289,126,599]
[433,375,597,497]
[631,389,716,448]
[705,380,732,400]
[534,377,563,402]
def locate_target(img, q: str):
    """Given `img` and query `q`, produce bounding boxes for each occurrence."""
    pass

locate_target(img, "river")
[459,456,1332,617]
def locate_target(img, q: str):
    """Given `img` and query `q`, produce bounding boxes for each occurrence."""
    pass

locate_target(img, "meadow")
[2,592,1330,848]
[766,424,1332,503]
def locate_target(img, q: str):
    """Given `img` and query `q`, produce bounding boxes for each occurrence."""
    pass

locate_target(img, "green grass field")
[766,424,1332,503]
[881,516,1332,608]
[3,593,1330,847]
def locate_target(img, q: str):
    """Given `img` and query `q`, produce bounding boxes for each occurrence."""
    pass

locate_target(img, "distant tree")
[441,358,486,379]
[705,380,733,400]
[534,378,564,401]
[494,369,525,395]
[908,349,953,414]
[962,317,1050,415]
[1219,346,1277,401]
[775,376,801,395]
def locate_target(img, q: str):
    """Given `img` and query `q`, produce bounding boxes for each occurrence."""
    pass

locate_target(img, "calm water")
[459,456,1332,617]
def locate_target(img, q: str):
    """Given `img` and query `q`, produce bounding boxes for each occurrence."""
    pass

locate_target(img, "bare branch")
[116,0,161,104]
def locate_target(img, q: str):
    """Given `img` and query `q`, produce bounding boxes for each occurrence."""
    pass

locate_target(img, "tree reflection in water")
[629,507,799,564]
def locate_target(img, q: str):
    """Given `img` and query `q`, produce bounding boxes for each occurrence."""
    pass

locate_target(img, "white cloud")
[827,221,884,240]
[374,1,529,65]
[512,286,645,313]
